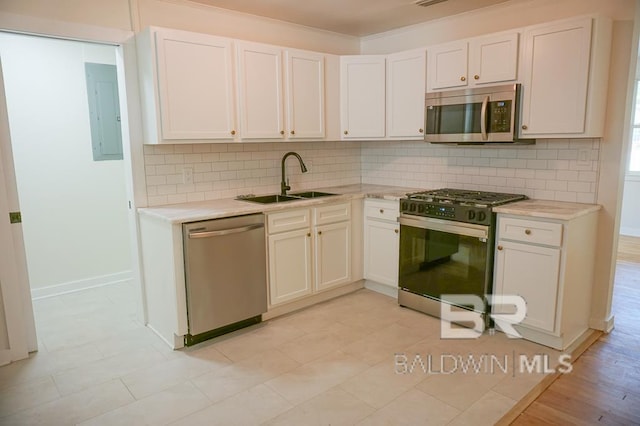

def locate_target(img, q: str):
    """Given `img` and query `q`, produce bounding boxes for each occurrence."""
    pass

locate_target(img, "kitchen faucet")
[281,151,308,195]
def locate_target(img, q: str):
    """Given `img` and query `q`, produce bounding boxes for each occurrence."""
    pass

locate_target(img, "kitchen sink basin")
[239,194,301,204]
[289,191,337,198]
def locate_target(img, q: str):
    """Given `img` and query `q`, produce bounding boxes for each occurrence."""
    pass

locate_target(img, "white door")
[155,29,236,140]
[386,49,426,139]
[427,41,468,91]
[364,219,399,287]
[340,56,386,139]
[236,42,285,139]
[469,33,519,85]
[494,240,561,332]
[520,17,592,136]
[285,50,325,139]
[0,58,34,365]
[268,228,313,306]
[315,221,351,291]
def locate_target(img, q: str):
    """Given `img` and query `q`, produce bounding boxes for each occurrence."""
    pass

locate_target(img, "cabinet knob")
[230,130,236,135]
[497,245,503,251]
[290,130,295,135]
[522,125,528,130]
[460,76,466,82]
[307,232,311,237]
[379,209,384,214]
[474,75,480,80]
[394,229,399,234]
[419,128,424,133]
[344,130,349,135]
[318,231,322,235]
[280,130,285,135]
[525,229,532,235]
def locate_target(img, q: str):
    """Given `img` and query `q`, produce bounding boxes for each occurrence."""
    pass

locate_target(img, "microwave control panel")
[489,100,512,133]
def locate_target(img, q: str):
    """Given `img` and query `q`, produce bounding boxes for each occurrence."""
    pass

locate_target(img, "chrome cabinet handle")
[497,245,503,251]
[460,76,466,82]
[189,223,263,239]
[525,229,532,235]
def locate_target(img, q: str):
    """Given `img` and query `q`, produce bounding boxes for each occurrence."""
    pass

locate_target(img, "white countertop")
[138,184,421,224]
[493,199,601,220]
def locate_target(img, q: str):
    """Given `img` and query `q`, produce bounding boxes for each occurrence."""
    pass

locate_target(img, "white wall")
[0,33,132,293]
[620,177,640,235]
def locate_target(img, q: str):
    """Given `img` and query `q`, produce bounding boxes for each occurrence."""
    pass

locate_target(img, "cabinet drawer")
[364,200,399,222]
[267,209,310,234]
[499,217,563,246]
[314,202,351,225]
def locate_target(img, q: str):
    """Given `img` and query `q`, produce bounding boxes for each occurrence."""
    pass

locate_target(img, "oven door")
[398,215,493,310]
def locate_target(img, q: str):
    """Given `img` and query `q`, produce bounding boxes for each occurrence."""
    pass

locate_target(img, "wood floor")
[511,235,640,425]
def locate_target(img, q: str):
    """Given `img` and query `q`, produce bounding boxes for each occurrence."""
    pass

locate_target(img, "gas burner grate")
[407,188,527,206]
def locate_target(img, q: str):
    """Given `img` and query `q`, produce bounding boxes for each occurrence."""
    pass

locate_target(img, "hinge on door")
[9,211,21,224]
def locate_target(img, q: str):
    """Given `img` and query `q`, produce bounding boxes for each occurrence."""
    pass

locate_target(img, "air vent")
[415,0,448,7]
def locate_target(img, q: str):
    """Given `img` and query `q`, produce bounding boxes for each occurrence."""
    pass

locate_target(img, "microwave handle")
[480,96,489,141]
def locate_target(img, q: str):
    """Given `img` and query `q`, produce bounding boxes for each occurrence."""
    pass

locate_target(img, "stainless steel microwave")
[424,83,533,144]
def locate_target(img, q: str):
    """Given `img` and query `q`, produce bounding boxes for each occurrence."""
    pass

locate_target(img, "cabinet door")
[268,228,312,306]
[315,221,351,291]
[520,18,592,136]
[340,56,386,139]
[469,33,518,85]
[236,42,285,139]
[155,29,236,140]
[386,49,426,139]
[285,50,325,139]
[364,219,399,287]
[494,240,560,332]
[426,41,468,91]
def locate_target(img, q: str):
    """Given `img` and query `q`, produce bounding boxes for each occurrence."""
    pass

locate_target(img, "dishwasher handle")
[188,223,264,239]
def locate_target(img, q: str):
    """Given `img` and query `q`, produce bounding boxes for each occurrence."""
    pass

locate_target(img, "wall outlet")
[183,167,193,184]
[577,149,590,166]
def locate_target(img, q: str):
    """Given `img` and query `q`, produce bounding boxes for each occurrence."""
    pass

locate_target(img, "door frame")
[0,13,148,360]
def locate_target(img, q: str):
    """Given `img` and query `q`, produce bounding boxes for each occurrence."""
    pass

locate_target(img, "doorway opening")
[0,32,138,353]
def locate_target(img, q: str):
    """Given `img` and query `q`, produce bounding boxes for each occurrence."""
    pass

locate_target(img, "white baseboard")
[619,227,640,237]
[589,314,615,332]
[31,271,132,300]
[364,280,398,299]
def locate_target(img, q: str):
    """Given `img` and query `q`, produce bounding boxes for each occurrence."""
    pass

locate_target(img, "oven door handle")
[399,215,489,239]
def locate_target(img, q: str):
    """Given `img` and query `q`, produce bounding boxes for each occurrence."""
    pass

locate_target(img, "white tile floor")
[0,282,560,425]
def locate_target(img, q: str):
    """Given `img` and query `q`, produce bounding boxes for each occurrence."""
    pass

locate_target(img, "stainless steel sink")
[239,194,301,204]
[289,191,337,199]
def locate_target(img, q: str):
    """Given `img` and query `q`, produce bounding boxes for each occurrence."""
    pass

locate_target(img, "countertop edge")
[493,201,601,221]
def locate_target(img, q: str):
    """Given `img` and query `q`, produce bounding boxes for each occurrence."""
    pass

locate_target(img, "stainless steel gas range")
[397,188,527,327]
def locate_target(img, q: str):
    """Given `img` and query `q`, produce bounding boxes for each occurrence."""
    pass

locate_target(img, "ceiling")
[187,0,511,37]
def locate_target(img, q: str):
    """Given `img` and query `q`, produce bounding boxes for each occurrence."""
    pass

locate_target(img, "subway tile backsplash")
[143,142,362,206]
[143,138,599,206]
[360,139,599,203]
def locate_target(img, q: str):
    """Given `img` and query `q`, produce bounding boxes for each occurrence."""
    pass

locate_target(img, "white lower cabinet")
[267,202,352,307]
[493,212,598,350]
[363,199,399,289]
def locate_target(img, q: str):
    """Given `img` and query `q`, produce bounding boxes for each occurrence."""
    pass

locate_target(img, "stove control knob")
[418,204,425,214]
[409,203,417,212]
[467,210,476,221]
[478,211,487,222]
[401,201,408,211]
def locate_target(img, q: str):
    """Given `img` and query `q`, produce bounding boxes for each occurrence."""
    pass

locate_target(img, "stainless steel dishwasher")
[182,214,267,346]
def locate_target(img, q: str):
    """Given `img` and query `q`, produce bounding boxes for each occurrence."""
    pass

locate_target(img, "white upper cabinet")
[340,56,386,139]
[285,50,325,139]
[519,17,611,138]
[427,41,468,91]
[426,33,518,92]
[469,33,519,86]
[137,27,237,144]
[236,42,285,139]
[386,49,426,139]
